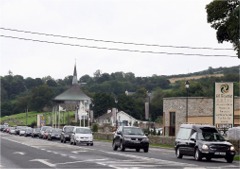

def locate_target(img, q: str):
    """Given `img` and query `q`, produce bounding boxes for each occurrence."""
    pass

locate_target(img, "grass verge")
[234,154,240,161]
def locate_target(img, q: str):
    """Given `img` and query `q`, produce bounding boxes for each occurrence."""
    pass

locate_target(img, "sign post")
[214,82,234,133]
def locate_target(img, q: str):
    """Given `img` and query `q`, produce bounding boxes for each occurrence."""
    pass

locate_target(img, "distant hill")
[168,74,224,84]
[167,65,239,83]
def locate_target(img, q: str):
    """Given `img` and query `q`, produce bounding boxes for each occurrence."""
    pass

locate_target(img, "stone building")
[163,96,240,136]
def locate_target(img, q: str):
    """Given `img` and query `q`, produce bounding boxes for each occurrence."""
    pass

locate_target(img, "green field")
[0,111,75,127]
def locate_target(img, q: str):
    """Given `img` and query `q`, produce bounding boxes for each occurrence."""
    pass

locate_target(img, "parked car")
[175,124,236,163]
[70,127,93,146]
[43,127,53,139]
[48,128,62,140]
[112,126,149,152]
[19,127,28,136]
[60,125,75,143]
[24,128,33,137]
[9,127,16,135]
[32,128,40,138]
[39,126,52,138]
[15,126,25,135]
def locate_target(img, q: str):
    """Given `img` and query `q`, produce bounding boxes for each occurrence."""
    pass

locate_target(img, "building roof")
[53,84,91,102]
[53,63,91,102]
[97,111,113,120]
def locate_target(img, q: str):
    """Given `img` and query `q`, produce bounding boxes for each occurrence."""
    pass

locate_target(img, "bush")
[92,123,98,132]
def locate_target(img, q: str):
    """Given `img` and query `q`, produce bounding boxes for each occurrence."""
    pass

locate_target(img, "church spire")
[72,62,78,85]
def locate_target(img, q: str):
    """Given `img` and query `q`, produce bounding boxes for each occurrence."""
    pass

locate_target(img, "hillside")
[168,74,224,84]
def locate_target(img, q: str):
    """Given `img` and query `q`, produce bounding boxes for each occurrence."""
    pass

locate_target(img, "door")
[169,112,176,136]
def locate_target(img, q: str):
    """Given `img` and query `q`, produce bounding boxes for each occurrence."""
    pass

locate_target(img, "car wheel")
[144,147,149,153]
[194,148,202,161]
[91,143,93,146]
[112,141,118,151]
[119,141,125,151]
[136,148,140,152]
[176,147,183,159]
[225,156,234,163]
[206,157,211,161]
[87,143,89,146]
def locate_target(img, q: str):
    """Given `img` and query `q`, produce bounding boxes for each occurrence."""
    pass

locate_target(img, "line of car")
[1,124,150,152]
[0,125,94,146]
[1,124,237,163]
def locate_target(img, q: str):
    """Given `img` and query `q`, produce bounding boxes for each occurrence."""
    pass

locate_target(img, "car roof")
[74,127,90,129]
[180,124,216,131]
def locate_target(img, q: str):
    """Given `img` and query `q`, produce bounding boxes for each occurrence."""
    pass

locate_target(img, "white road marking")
[30,159,56,167]
[54,158,109,165]
[71,150,87,154]
[13,151,25,155]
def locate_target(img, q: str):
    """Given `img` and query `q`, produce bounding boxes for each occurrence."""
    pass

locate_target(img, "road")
[0,132,239,169]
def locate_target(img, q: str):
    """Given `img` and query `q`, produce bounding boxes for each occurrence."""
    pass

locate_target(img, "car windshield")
[52,129,61,134]
[123,127,144,135]
[75,128,91,134]
[42,127,50,131]
[199,132,225,141]
[65,127,74,132]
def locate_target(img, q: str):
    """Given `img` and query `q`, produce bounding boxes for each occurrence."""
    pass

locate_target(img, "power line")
[0,27,233,51]
[0,34,236,58]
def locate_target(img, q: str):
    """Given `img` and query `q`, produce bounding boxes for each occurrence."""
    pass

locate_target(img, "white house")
[96,108,140,127]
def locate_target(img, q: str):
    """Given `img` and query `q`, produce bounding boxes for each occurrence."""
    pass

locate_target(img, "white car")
[9,127,16,134]
[19,128,26,136]
[70,127,93,146]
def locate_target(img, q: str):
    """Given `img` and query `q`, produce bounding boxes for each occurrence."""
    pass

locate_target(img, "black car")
[60,126,74,143]
[48,128,62,140]
[112,126,149,152]
[175,124,236,163]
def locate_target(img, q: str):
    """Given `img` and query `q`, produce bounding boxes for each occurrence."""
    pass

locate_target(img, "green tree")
[206,0,239,58]
[29,85,54,111]
[92,93,115,118]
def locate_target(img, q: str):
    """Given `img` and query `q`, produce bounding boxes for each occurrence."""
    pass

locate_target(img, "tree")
[206,0,239,58]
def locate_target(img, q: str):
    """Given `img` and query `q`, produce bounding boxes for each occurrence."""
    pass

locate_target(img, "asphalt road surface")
[0,132,239,169]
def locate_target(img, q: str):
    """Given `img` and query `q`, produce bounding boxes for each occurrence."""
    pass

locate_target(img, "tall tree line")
[1,67,239,121]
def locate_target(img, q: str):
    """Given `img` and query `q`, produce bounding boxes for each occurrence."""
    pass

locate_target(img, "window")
[176,128,192,139]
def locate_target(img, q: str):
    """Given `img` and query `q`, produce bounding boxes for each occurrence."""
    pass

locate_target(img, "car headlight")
[202,144,208,150]
[142,137,149,142]
[230,146,235,151]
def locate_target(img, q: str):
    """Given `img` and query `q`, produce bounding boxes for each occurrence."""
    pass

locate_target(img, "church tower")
[72,63,78,85]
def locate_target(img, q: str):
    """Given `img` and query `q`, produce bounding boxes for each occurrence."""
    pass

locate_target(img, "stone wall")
[163,97,240,136]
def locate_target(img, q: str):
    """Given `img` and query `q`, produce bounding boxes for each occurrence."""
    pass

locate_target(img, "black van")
[175,124,235,163]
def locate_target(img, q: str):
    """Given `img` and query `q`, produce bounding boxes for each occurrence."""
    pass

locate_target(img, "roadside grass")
[0,111,75,126]
[234,154,240,161]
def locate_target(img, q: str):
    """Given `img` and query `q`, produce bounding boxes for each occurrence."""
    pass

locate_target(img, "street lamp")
[185,81,190,123]
[147,91,151,132]
[115,98,118,128]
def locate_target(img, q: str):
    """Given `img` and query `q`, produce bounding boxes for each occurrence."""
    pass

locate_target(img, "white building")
[96,109,140,127]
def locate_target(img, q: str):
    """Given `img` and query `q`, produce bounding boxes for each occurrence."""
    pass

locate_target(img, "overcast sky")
[0,0,238,79]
